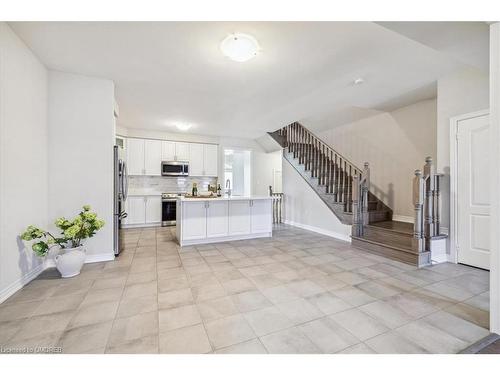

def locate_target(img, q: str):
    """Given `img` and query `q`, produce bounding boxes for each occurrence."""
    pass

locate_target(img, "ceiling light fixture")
[220,33,260,62]
[175,123,192,131]
[353,78,365,85]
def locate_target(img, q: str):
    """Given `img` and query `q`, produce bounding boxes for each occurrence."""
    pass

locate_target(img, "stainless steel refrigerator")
[113,145,128,256]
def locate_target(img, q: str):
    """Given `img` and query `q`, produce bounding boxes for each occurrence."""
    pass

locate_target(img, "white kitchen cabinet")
[127,138,145,175]
[161,141,176,161]
[145,196,162,224]
[162,141,190,162]
[251,199,272,234]
[204,144,218,176]
[189,143,205,176]
[124,195,161,226]
[144,139,162,176]
[189,143,218,176]
[206,201,229,238]
[228,200,251,235]
[176,142,190,161]
[125,196,146,225]
[182,201,207,240]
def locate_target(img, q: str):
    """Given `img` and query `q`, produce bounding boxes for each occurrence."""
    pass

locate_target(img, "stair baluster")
[326,149,331,192]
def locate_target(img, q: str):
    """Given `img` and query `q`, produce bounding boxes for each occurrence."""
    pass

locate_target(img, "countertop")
[178,195,272,202]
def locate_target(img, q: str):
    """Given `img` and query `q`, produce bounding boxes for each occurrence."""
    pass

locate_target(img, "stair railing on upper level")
[277,122,363,212]
[412,157,444,253]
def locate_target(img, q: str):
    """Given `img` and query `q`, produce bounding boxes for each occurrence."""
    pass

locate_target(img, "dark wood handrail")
[277,122,362,176]
[274,122,370,215]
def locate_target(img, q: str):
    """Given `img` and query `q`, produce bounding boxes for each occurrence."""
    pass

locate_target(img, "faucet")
[225,179,231,197]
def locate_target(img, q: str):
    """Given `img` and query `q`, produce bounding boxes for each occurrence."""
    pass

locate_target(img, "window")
[224,149,251,196]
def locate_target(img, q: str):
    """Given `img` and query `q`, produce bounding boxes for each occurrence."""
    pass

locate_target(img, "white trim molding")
[283,220,351,243]
[449,109,489,265]
[489,22,500,334]
[0,262,45,304]
[0,251,116,305]
[84,252,115,264]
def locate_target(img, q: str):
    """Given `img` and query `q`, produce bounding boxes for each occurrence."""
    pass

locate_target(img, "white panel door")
[145,196,162,224]
[162,141,176,161]
[204,144,218,176]
[189,143,204,176]
[457,114,490,269]
[182,201,207,240]
[125,196,146,225]
[176,142,190,161]
[127,138,145,175]
[228,200,251,235]
[206,201,229,238]
[251,200,272,234]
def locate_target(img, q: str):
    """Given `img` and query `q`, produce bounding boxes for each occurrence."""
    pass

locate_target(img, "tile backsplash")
[129,176,218,193]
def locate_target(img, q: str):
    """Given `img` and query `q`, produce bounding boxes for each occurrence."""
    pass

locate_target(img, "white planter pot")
[55,246,86,278]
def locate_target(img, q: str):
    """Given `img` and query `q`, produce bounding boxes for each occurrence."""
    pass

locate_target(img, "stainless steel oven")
[161,193,178,226]
[161,161,189,176]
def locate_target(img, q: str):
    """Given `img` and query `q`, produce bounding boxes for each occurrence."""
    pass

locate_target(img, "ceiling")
[9,22,488,139]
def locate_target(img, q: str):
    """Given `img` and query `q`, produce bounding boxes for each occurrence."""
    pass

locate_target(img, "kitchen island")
[176,196,273,246]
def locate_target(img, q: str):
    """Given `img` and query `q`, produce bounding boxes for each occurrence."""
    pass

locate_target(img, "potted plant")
[20,205,105,278]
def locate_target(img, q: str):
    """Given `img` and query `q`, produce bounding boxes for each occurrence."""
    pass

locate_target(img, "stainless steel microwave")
[161,161,189,176]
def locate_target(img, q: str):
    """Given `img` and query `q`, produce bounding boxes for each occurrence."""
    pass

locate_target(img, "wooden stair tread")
[351,235,413,255]
[354,230,413,251]
[367,220,413,235]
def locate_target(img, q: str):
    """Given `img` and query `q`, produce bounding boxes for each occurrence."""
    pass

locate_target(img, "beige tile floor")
[0,225,490,354]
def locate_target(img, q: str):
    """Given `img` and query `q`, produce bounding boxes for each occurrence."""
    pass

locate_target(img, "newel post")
[351,175,361,236]
[412,169,425,253]
[362,162,370,226]
[423,157,435,249]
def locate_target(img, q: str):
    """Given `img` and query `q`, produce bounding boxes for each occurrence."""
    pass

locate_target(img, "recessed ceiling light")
[175,123,192,131]
[220,33,260,62]
[354,78,364,85]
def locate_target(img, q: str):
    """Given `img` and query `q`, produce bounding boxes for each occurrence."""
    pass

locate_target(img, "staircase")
[269,122,434,267]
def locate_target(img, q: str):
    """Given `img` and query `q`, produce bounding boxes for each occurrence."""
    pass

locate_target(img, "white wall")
[282,160,351,241]
[48,71,115,260]
[316,99,437,220]
[0,23,48,302]
[437,67,489,231]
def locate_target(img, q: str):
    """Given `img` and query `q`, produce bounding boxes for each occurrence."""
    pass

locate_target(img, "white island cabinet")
[176,196,273,246]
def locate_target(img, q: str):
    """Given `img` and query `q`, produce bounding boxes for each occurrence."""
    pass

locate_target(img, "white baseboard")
[85,252,115,263]
[0,251,115,305]
[179,232,272,247]
[0,262,45,304]
[283,220,351,242]
[122,223,161,229]
[392,215,413,223]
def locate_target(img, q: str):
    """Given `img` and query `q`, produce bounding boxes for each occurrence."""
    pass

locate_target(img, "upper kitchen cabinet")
[127,138,162,175]
[189,143,204,176]
[162,141,190,161]
[189,143,218,177]
[144,139,162,176]
[204,144,218,176]
[161,141,176,161]
[127,138,145,175]
[176,142,190,161]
